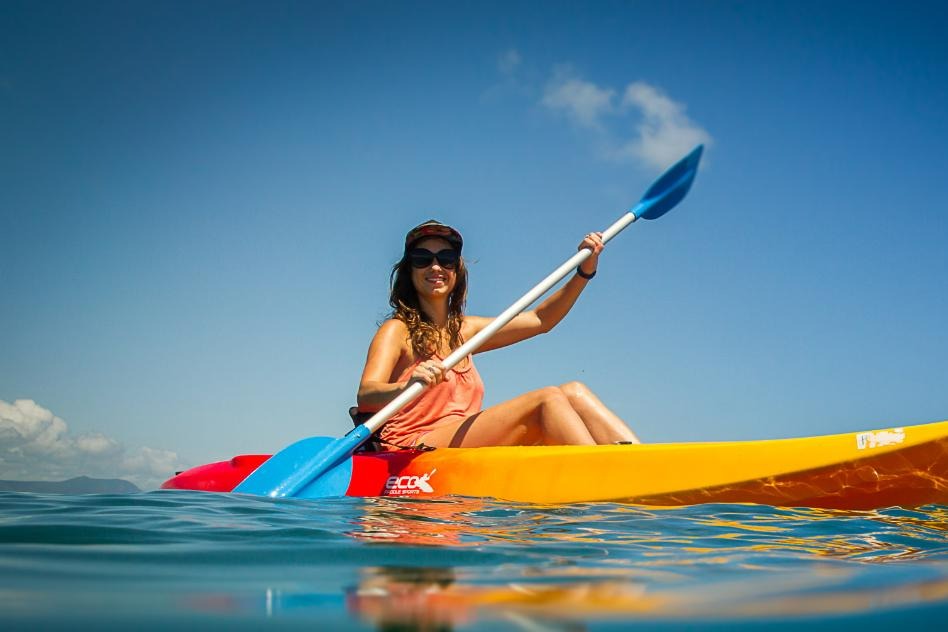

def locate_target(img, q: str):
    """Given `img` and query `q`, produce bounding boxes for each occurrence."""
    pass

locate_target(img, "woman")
[357,220,639,449]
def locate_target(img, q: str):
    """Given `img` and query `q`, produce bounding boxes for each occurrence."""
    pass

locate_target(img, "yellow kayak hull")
[356,420,948,508]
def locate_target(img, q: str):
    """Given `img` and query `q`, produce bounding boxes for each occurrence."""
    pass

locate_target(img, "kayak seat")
[349,407,384,453]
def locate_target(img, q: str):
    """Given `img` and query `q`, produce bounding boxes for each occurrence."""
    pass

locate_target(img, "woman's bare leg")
[420,386,596,448]
[559,382,640,444]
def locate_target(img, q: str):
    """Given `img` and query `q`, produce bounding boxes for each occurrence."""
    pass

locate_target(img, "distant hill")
[0,476,141,494]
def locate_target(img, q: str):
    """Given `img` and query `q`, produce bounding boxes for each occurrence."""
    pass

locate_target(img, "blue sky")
[2,1,946,487]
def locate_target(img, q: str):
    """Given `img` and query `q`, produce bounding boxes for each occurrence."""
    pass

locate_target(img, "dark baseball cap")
[404,220,463,253]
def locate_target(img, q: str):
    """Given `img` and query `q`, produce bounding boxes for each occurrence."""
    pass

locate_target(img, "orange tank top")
[378,355,484,448]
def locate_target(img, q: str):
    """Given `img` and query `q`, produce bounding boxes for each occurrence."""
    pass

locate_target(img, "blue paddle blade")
[294,455,355,499]
[233,425,370,498]
[635,145,703,221]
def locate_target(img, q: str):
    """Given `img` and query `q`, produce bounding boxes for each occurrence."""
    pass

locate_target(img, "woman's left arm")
[466,232,604,353]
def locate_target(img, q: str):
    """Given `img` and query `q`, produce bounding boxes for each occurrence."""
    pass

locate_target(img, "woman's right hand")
[409,359,447,388]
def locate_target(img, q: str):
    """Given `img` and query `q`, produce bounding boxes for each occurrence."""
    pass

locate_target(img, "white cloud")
[538,66,711,171]
[616,81,713,170]
[121,446,182,482]
[0,398,184,490]
[541,67,615,130]
[75,433,120,455]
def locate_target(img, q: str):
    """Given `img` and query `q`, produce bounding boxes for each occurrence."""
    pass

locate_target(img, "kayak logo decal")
[384,469,436,496]
[856,428,905,450]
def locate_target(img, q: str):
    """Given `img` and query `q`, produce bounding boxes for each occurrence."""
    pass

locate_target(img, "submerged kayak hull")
[162,420,948,509]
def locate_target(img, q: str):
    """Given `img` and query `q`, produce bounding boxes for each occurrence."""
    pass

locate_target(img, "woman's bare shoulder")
[362,318,411,386]
[375,318,409,343]
[378,317,408,332]
[365,318,410,366]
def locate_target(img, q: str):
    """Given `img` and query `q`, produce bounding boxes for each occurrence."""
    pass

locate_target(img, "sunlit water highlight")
[1,491,946,629]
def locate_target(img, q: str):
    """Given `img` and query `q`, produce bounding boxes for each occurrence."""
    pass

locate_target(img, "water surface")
[1,491,946,629]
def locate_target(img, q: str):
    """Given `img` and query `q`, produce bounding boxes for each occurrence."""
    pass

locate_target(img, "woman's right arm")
[356,320,445,412]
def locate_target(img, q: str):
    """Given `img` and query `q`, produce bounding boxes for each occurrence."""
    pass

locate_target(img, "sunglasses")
[408,248,460,270]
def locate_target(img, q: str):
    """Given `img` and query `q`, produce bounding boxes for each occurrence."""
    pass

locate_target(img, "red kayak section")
[162,451,427,496]
[162,455,271,492]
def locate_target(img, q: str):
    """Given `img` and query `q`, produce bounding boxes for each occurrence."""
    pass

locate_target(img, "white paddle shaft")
[361,205,645,435]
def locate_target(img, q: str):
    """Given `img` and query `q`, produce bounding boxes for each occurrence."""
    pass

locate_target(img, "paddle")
[234,144,704,499]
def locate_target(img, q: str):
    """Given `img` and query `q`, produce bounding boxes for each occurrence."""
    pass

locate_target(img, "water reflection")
[345,497,948,562]
[346,497,489,546]
[346,565,660,620]
[344,565,948,629]
[335,499,948,628]
[346,567,470,631]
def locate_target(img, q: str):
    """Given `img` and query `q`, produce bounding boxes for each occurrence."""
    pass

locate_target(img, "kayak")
[162,420,948,509]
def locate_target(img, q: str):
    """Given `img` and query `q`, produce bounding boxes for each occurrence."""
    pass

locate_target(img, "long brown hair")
[389,253,468,359]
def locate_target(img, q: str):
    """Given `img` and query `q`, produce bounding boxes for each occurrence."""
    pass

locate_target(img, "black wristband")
[576,267,597,280]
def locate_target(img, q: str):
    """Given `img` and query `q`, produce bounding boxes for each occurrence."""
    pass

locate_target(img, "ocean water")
[1,492,946,630]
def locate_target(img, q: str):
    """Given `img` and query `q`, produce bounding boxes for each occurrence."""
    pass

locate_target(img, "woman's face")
[409,237,458,300]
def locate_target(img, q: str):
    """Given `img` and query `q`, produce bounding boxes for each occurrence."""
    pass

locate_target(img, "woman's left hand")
[578,232,604,276]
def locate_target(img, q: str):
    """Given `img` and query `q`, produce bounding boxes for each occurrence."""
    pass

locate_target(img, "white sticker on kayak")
[384,469,436,496]
[856,428,905,450]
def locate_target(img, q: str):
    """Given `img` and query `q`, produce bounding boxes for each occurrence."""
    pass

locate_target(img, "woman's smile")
[426,272,448,287]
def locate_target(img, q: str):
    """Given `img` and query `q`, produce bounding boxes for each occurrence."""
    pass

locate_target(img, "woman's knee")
[559,381,591,403]
[533,385,571,411]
